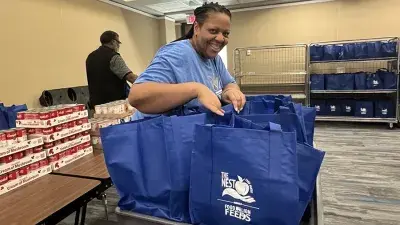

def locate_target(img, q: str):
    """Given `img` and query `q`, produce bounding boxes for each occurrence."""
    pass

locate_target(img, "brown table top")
[52,151,110,179]
[0,174,100,225]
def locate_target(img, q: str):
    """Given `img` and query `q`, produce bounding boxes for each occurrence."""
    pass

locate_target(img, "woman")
[129,2,246,120]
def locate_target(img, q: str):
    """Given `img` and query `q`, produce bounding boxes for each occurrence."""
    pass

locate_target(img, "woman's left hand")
[222,88,246,113]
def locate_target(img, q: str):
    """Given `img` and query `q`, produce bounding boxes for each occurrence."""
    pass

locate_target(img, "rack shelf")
[316,116,396,123]
[309,37,399,126]
[311,90,397,94]
[310,57,397,64]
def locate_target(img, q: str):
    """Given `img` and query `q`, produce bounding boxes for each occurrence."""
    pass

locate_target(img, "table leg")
[74,207,81,225]
[101,193,109,220]
[80,204,87,225]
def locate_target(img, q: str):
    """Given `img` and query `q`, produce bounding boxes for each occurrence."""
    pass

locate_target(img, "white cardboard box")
[0,137,43,158]
[0,151,47,175]
[45,135,91,156]
[50,146,93,170]
[16,110,88,128]
[30,123,91,143]
[0,165,52,196]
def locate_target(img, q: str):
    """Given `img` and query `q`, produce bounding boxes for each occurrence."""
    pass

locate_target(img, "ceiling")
[106,0,325,21]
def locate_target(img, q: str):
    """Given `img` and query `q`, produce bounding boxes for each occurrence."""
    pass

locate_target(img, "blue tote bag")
[234,112,323,221]
[101,113,215,223]
[189,122,299,225]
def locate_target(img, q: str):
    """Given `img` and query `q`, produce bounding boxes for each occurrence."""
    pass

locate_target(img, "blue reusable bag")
[189,123,299,225]
[376,68,397,90]
[310,45,324,61]
[101,114,214,223]
[336,45,345,60]
[326,74,354,90]
[367,41,382,58]
[366,73,383,89]
[311,99,327,116]
[354,42,368,59]
[354,72,367,90]
[381,39,397,57]
[310,74,325,90]
[0,104,28,129]
[374,101,395,118]
[343,43,355,59]
[323,45,337,61]
[296,143,325,218]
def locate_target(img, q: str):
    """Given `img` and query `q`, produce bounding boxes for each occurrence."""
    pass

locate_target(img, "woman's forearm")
[128,82,200,114]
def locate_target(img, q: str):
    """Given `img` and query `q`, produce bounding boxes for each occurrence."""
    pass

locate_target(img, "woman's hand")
[195,83,225,116]
[221,87,246,113]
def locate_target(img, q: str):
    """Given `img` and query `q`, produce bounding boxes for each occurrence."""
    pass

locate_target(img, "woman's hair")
[174,2,231,42]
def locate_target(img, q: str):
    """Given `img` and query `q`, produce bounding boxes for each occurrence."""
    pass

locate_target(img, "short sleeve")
[134,46,182,84]
[110,55,132,80]
[215,56,236,87]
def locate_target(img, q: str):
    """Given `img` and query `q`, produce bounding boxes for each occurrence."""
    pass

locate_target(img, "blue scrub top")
[131,39,235,120]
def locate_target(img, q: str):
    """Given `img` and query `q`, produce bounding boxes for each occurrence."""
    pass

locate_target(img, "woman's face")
[193,12,231,59]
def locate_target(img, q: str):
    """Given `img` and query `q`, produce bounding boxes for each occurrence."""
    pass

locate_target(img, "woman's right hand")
[195,83,225,116]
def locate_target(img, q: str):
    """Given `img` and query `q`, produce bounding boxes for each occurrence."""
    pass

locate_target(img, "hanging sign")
[186,14,196,24]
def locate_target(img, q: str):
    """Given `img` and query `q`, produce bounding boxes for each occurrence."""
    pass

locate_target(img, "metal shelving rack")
[308,37,400,128]
[233,44,309,104]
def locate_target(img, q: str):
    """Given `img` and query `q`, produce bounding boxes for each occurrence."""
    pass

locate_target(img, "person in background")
[86,30,137,107]
[129,2,245,120]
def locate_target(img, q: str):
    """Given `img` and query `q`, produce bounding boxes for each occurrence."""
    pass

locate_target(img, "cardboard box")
[50,146,93,170]
[0,137,43,158]
[0,165,52,196]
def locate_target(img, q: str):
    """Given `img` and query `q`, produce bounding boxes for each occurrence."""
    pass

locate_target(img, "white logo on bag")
[330,105,336,112]
[315,105,320,112]
[373,80,379,86]
[346,106,352,113]
[382,108,388,115]
[218,172,258,222]
[361,108,367,115]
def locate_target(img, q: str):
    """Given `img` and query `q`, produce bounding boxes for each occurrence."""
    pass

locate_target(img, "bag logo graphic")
[218,172,258,222]
[361,108,367,114]
[373,80,379,87]
[382,108,388,115]
[346,106,352,112]
[208,75,222,99]
[330,105,336,112]
[315,105,320,112]
[221,174,255,203]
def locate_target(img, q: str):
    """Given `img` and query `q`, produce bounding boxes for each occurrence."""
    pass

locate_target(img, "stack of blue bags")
[0,103,28,130]
[310,69,397,91]
[310,39,398,61]
[100,95,325,225]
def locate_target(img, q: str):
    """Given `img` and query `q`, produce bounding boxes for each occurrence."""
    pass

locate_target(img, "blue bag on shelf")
[323,45,337,61]
[189,122,299,225]
[310,45,324,61]
[310,74,325,90]
[367,41,382,58]
[374,101,395,118]
[355,101,374,118]
[376,68,397,90]
[325,74,340,90]
[354,42,368,59]
[340,99,355,116]
[311,99,327,116]
[326,100,341,116]
[343,43,355,59]
[326,74,354,90]
[381,39,397,57]
[336,44,345,60]
[354,72,367,90]
[366,73,384,89]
